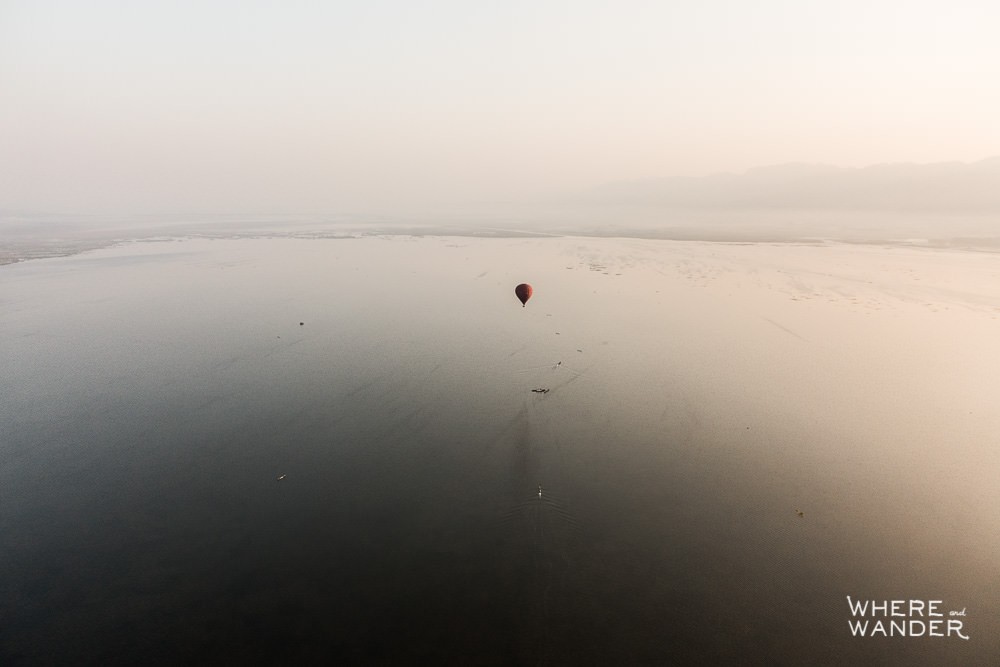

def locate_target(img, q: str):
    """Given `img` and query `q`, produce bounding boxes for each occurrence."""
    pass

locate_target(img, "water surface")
[2,235,997,664]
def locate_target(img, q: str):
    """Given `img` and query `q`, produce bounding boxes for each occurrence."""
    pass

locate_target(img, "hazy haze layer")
[3,1,1000,216]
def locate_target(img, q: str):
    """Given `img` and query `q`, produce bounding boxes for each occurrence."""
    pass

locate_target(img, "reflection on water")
[1,236,998,664]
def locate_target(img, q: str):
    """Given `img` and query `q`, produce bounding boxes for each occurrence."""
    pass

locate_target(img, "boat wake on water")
[499,484,580,543]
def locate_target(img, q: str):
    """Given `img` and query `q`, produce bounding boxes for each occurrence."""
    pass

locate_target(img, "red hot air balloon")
[514,283,533,307]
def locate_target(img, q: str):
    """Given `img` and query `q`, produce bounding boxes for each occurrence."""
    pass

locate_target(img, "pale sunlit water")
[2,235,998,664]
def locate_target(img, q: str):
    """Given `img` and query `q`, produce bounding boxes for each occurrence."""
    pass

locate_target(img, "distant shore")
[4,212,1000,266]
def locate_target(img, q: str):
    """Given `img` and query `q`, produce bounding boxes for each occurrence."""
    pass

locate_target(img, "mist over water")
[2,235,998,664]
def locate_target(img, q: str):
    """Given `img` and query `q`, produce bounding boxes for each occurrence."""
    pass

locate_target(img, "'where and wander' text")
[846,597,969,640]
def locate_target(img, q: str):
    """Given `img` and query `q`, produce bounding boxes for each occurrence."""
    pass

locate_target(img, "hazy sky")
[2,1,999,216]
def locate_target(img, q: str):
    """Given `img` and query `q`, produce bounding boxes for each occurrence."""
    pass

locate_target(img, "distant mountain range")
[588,157,1000,213]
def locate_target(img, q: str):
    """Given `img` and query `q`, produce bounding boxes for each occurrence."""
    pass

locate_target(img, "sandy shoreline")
[4,211,1000,266]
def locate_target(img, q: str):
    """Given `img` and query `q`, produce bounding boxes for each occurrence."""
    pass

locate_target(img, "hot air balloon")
[515,283,533,307]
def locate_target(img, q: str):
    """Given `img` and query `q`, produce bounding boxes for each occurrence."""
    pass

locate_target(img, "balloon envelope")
[514,283,533,307]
